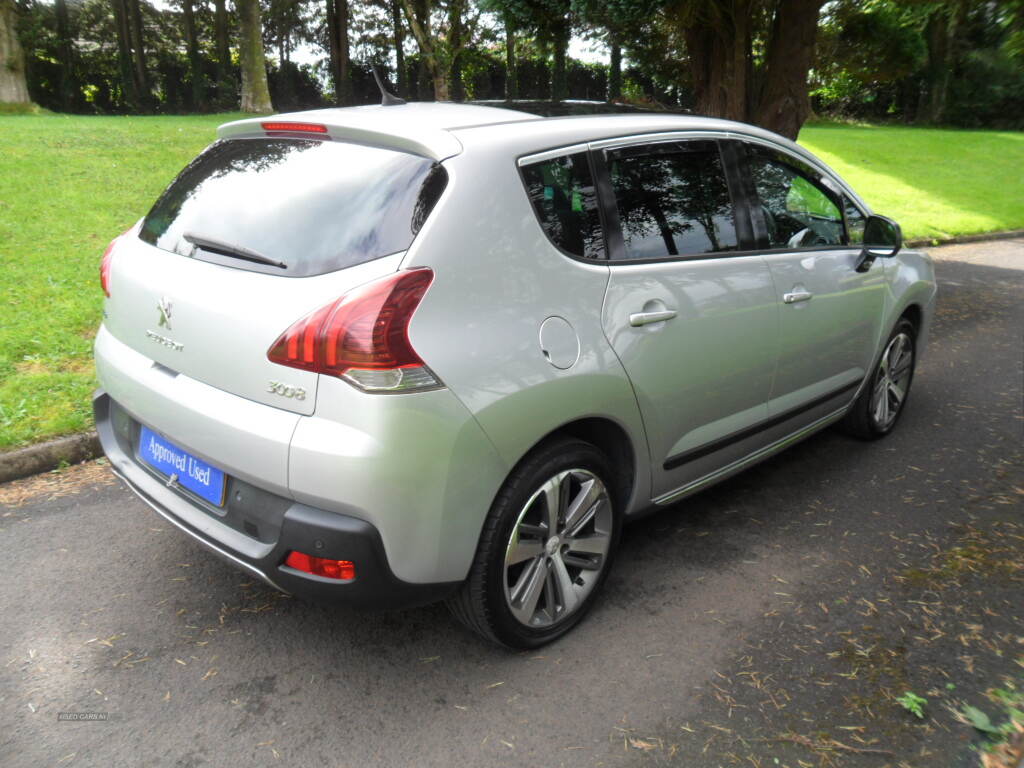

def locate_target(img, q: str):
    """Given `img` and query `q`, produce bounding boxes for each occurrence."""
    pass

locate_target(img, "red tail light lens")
[267,269,441,393]
[99,231,128,297]
[284,551,356,580]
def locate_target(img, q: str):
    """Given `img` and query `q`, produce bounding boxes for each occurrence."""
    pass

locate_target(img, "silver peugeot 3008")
[94,100,937,648]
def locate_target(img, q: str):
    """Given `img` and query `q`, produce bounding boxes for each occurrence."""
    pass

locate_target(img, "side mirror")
[854,215,902,272]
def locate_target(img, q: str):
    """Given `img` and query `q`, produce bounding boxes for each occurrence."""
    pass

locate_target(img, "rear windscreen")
[140,138,447,277]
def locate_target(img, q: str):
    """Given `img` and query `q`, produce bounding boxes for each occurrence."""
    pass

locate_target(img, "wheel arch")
[899,303,923,337]
[513,417,639,516]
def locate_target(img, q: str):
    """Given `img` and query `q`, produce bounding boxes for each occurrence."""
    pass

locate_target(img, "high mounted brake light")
[260,121,328,135]
[267,268,441,393]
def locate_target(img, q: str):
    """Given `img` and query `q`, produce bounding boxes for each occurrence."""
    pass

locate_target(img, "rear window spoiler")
[217,114,464,162]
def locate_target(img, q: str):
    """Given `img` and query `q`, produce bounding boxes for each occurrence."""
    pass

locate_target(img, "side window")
[607,141,738,260]
[747,146,844,249]
[521,152,605,259]
[844,196,866,244]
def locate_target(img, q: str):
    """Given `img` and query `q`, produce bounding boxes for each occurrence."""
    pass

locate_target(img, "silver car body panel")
[600,254,779,498]
[94,103,938,592]
[400,147,652,510]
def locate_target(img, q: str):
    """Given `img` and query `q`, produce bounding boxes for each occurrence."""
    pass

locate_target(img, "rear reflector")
[260,121,328,134]
[267,268,441,393]
[284,551,356,580]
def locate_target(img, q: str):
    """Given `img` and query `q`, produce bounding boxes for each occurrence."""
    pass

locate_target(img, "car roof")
[217,102,863,208]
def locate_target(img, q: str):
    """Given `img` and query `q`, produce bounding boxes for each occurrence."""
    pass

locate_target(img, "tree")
[572,0,653,101]
[400,0,448,98]
[642,0,826,139]
[0,0,30,103]
[181,0,205,109]
[111,0,139,107]
[486,0,574,101]
[55,0,77,110]
[237,0,272,111]
[503,9,517,98]
[447,0,465,99]
[127,0,149,106]
[390,0,407,96]
[213,0,234,101]
[326,0,353,104]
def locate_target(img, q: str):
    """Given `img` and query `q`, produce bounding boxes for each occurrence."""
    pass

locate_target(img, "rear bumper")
[94,390,459,609]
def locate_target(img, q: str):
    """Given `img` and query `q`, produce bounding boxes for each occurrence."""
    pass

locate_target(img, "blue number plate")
[138,426,226,506]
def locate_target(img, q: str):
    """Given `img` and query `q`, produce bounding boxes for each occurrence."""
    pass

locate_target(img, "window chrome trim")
[517,142,592,167]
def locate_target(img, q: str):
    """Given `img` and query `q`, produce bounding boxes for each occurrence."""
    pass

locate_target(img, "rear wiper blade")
[183,232,287,270]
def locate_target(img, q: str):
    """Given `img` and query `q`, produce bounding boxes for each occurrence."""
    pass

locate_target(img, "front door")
[740,142,888,427]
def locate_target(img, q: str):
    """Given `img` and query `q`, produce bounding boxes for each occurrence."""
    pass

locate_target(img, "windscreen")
[140,138,448,277]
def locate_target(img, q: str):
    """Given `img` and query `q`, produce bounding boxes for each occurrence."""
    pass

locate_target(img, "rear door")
[102,136,447,415]
[595,136,779,499]
[738,141,887,426]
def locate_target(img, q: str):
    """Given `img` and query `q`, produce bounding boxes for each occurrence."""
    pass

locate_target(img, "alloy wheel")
[870,331,914,431]
[503,468,613,628]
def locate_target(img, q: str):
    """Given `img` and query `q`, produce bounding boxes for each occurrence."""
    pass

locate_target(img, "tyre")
[841,318,917,440]
[447,438,621,648]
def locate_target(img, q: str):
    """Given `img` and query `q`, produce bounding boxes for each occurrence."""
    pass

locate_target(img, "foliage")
[896,691,927,718]
[813,0,1024,128]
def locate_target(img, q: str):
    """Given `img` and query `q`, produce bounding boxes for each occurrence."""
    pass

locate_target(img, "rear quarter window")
[520,152,605,260]
[140,138,447,277]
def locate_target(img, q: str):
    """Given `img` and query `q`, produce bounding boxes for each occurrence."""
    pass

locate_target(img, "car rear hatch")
[101,135,448,416]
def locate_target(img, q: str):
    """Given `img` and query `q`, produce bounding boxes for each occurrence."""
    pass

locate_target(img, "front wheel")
[447,438,620,648]
[841,318,917,439]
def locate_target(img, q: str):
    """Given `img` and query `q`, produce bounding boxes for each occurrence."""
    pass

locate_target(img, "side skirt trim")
[663,380,860,471]
[653,405,849,506]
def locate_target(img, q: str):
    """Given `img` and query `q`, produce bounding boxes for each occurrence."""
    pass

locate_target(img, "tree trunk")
[608,34,621,101]
[0,0,29,103]
[681,0,750,122]
[550,17,569,102]
[400,0,448,100]
[213,0,232,99]
[447,0,464,101]
[237,0,272,112]
[111,0,138,108]
[390,0,406,97]
[922,5,957,124]
[335,0,352,105]
[504,11,517,99]
[55,0,76,110]
[182,0,204,110]
[127,0,149,106]
[752,0,824,140]
[414,0,432,99]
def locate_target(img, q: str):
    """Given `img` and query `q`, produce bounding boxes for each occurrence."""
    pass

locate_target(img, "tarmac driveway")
[1,239,1021,768]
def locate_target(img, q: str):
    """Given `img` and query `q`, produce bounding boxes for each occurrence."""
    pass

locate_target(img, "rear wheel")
[842,318,917,439]
[447,438,620,648]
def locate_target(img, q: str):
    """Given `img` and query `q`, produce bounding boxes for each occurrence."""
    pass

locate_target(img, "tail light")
[100,230,129,297]
[284,551,356,580]
[267,268,441,393]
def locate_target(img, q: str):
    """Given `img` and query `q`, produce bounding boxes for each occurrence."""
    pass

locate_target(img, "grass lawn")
[0,114,1022,450]
[799,121,1024,242]
[0,113,243,448]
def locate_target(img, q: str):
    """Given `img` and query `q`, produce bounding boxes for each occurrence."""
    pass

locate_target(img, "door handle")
[629,309,677,327]
[783,290,813,304]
